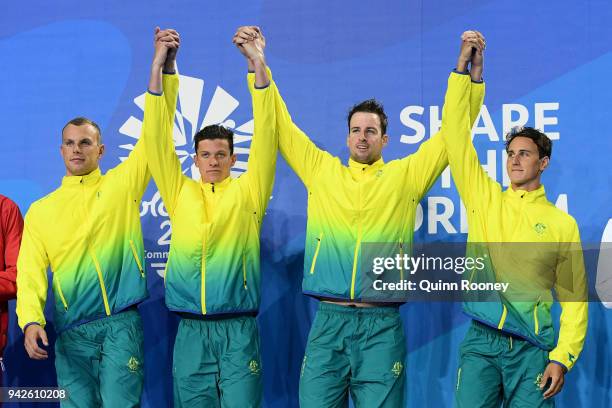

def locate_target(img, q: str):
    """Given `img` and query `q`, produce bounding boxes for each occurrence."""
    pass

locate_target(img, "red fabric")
[0,195,23,354]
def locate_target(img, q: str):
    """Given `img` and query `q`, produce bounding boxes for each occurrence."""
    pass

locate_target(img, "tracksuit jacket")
[247,70,484,301]
[143,73,277,316]
[16,139,150,333]
[442,73,588,371]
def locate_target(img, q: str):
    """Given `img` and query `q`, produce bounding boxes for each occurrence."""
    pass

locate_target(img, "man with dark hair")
[445,36,588,407]
[194,124,234,154]
[347,99,388,135]
[143,26,276,407]
[504,126,552,159]
[236,27,485,406]
[0,194,23,383]
[17,75,150,408]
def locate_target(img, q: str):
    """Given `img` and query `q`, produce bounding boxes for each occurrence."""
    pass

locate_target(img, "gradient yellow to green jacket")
[441,74,588,371]
[249,71,483,301]
[16,136,151,333]
[143,73,277,316]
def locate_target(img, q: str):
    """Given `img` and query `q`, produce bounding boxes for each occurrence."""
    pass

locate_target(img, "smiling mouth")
[356,145,369,150]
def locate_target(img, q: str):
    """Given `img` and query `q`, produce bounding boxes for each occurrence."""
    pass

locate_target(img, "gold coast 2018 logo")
[118,71,254,278]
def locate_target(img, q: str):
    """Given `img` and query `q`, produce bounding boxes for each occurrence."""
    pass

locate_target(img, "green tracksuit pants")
[55,309,144,408]
[172,315,263,408]
[455,320,554,408]
[299,302,406,408]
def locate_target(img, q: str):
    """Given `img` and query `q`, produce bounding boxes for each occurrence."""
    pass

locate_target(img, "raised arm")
[16,206,50,360]
[232,27,277,214]
[144,28,183,217]
[405,32,486,199]
[442,31,498,209]
[0,197,23,302]
[236,26,332,189]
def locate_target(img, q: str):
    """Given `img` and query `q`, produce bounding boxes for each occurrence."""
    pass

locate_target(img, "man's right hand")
[24,324,49,360]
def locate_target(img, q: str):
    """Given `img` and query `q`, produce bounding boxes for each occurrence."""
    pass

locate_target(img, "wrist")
[470,66,483,82]
[151,61,165,71]
[456,57,470,72]
[24,322,41,334]
[163,60,176,73]
[249,54,266,69]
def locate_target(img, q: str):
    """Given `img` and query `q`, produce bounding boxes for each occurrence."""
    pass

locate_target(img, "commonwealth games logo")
[117,71,254,277]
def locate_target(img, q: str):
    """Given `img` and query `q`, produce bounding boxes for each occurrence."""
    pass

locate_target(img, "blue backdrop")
[1,1,611,407]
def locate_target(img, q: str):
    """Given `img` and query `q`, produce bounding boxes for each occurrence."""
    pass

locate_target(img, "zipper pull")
[212,183,215,193]
[0,357,5,372]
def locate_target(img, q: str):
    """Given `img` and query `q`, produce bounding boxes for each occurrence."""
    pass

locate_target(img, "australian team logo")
[117,71,254,277]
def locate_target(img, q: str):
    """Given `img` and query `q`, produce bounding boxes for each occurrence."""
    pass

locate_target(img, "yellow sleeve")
[239,79,278,215]
[403,128,448,199]
[248,70,332,189]
[163,73,179,125]
[469,81,485,130]
[16,206,49,331]
[442,74,499,210]
[404,73,484,199]
[143,74,184,218]
[549,220,588,371]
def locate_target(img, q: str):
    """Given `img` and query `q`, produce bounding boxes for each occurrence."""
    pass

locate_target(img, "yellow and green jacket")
[253,71,483,301]
[442,74,588,371]
[16,142,150,333]
[144,73,276,316]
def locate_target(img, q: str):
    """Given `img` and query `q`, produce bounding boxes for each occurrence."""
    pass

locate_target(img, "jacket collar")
[504,184,547,204]
[200,175,232,193]
[61,168,102,187]
[348,157,385,179]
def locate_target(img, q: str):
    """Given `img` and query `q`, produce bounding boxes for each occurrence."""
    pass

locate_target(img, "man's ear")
[382,134,389,147]
[539,156,550,173]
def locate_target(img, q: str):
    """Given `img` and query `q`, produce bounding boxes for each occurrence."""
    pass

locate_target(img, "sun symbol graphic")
[117,71,254,178]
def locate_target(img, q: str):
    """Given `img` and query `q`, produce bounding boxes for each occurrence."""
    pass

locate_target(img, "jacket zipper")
[350,184,363,299]
[309,233,324,274]
[81,179,110,316]
[200,230,207,315]
[243,253,248,289]
[129,240,145,278]
[399,239,404,281]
